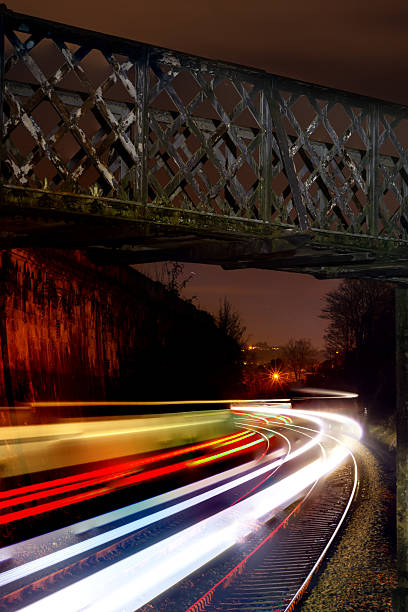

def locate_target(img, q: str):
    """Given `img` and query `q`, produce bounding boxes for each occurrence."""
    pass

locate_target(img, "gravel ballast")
[299,440,396,611]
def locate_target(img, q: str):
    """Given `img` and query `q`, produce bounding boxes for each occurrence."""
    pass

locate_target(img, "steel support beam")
[394,287,408,611]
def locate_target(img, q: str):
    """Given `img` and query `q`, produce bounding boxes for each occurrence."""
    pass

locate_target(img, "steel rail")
[172,416,358,612]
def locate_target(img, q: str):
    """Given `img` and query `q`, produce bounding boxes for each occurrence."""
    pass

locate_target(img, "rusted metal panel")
[377,106,408,242]
[260,83,274,223]
[146,51,264,219]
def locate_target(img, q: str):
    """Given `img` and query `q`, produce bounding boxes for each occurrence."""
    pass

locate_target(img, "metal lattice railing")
[1,6,408,241]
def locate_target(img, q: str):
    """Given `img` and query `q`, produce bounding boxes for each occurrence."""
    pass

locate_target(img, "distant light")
[273,373,279,380]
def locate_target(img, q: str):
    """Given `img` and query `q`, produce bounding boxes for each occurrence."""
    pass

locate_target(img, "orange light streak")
[25,399,291,408]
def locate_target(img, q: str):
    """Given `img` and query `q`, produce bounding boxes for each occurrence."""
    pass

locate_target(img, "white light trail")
[284,434,359,611]
[15,407,362,612]
[0,418,319,588]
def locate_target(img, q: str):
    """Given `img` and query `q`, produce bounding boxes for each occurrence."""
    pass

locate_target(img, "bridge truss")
[1,6,408,282]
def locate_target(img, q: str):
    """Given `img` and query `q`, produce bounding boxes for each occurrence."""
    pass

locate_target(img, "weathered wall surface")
[0,250,241,408]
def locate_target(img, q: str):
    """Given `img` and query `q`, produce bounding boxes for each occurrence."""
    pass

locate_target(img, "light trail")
[0,411,317,589]
[185,497,310,612]
[229,426,291,506]
[4,405,361,612]
[0,430,262,524]
[70,441,286,536]
[232,431,289,501]
[16,450,344,611]
[188,436,266,466]
[0,408,241,478]
[283,431,359,612]
[233,404,363,439]
[25,400,292,407]
[186,429,326,612]
[0,430,250,505]
[293,387,359,398]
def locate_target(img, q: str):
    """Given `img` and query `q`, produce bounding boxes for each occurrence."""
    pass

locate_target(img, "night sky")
[7,0,408,347]
[137,263,339,348]
[180,266,339,348]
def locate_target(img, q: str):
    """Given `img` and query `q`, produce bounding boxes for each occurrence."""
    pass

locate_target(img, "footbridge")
[2,5,408,283]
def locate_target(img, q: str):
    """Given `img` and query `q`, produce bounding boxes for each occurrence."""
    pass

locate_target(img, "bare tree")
[320,278,395,416]
[138,261,195,298]
[281,338,317,381]
[159,262,194,296]
[321,279,394,358]
[216,297,246,347]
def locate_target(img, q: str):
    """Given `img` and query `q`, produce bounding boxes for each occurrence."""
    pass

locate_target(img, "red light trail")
[0,429,266,524]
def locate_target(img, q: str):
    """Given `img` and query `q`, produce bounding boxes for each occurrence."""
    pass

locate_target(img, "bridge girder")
[3,183,408,284]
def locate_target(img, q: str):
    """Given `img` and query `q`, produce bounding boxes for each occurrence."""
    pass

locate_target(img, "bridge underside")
[3,183,408,285]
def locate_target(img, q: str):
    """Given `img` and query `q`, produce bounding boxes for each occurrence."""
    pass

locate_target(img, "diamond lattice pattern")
[4,29,141,198]
[377,111,408,240]
[147,59,264,219]
[3,17,408,239]
[274,89,372,233]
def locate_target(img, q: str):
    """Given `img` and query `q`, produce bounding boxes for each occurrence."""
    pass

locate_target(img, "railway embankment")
[299,435,396,611]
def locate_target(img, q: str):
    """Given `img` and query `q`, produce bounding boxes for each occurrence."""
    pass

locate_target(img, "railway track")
[209,458,356,611]
[142,432,357,612]
[0,406,360,611]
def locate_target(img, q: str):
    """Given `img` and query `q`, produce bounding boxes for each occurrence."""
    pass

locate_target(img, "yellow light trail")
[189,437,266,466]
